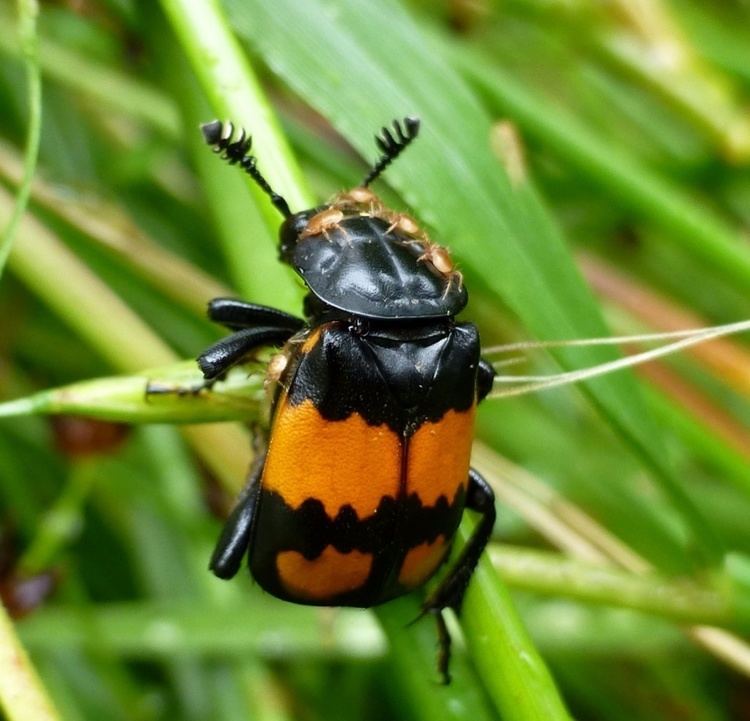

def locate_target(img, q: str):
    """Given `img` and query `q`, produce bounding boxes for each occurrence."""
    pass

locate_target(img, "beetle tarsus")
[144,378,217,398]
[434,610,452,685]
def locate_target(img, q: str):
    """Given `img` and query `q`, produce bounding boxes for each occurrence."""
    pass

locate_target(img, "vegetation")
[1,0,750,719]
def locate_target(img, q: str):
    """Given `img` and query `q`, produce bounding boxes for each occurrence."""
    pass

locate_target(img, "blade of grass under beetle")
[161,2,504,716]
[0,363,264,424]
[225,0,721,568]
[163,1,574,717]
[376,597,496,721]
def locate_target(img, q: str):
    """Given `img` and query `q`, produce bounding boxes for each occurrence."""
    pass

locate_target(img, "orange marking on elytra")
[398,536,448,588]
[262,399,401,517]
[276,546,373,600]
[406,406,476,507]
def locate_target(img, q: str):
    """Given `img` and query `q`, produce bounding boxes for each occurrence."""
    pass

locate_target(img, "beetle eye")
[279,210,317,262]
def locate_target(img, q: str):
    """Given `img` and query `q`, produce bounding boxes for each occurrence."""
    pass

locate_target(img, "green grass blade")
[0,5,180,138]
[459,527,573,721]
[454,43,750,297]
[0,187,175,370]
[19,601,384,660]
[0,363,263,424]
[490,546,741,627]
[0,603,62,721]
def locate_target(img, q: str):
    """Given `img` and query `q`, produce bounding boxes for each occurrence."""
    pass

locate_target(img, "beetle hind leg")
[422,468,496,614]
[418,468,495,681]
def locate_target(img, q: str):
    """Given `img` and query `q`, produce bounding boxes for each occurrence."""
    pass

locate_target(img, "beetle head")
[275,191,467,320]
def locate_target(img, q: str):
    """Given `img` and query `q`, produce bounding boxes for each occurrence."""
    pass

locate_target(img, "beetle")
[198,117,496,681]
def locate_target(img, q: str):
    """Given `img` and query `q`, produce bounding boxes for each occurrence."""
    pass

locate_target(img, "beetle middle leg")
[421,468,496,682]
[209,441,267,579]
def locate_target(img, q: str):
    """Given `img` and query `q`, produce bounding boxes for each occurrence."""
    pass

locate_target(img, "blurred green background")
[1,0,750,719]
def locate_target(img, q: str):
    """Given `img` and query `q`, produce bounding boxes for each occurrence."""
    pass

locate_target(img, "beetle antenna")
[201,120,292,218]
[361,117,420,188]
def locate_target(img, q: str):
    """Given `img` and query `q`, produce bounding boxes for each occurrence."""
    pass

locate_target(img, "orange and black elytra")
[198,117,496,682]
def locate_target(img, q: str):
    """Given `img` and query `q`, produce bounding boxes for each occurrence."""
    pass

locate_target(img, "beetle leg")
[421,468,496,616]
[207,298,304,332]
[148,325,297,398]
[410,469,495,683]
[416,468,495,682]
[433,609,452,685]
[144,378,218,397]
[209,446,266,579]
[477,358,496,402]
[198,326,297,381]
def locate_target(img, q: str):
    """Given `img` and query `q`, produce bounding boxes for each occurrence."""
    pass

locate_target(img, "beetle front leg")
[198,326,297,381]
[210,448,266,579]
[145,326,296,399]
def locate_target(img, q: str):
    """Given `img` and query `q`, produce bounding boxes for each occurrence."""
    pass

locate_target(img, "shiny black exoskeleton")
[280,212,467,319]
[198,117,496,683]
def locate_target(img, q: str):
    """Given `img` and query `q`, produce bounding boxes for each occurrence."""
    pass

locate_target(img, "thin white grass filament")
[484,325,747,355]
[490,356,527,369]
[489,319,750,400]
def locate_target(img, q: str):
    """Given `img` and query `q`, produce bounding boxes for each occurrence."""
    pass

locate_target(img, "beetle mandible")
[199,117,496,681]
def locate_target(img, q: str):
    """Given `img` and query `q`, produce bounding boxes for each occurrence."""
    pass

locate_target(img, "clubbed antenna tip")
[200,120,291,218]
[362,116,421,188]
[200,120,224,146]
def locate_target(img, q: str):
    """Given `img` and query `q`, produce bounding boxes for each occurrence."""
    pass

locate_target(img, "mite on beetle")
[198,117,496,682]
